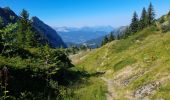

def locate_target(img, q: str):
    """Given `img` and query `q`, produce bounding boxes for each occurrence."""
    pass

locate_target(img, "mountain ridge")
[54,26,114,45]
[31,16,67,48]
[0,7,66,48]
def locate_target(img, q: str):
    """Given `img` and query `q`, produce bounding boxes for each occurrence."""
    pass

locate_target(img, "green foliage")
[108,32,115,42]
[113,58,136,71]
[0,46,74,99]
[20,9,29,21]
[65,45,89,55]
[0,23,18,54]
[151,83,170,100]
[130,11,139,33]
[139,8,148,30]
[25,27,36,47]
[71,77,106,100]
[159,17,165,24]
[147,3,155,26]
[123,3,156,39]
[0,16,74,99]
[101,36,109,46]
[101,3,156,45]
[101,32,116,47]
[123,27,131,38]
[80,45,88,51]
[16,10,38,48]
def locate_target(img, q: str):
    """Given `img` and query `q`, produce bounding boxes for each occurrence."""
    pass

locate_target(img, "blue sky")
[0,0,170,27]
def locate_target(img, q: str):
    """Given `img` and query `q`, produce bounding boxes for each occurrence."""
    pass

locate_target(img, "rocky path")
[101,77,116,100]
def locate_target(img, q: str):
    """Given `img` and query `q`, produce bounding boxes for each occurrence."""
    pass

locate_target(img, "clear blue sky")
[0,0,170,27]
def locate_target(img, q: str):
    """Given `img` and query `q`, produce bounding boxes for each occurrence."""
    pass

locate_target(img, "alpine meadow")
[0,0,170,100]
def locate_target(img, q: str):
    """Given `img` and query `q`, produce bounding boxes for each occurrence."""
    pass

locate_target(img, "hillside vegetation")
[69,4,170,99]
[0,8,87,100]
[73,26,170,99]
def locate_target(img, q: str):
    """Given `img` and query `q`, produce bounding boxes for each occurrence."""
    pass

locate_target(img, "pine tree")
[147,3,155,26]
[117,34,121,40]
[44,44,51,65]
[20,9,31,29]
[124,27,131,38]
[1,23,17,54]
[140,8,147,29]
[17,9,37,48]
[16,20,24,47]
[25,27,35,47]
[159,17,165,24]
[108,32,114,42]
[130,11,139,33]
[101,36,109,46]
[16,9,30,47]
[20,9,29,21]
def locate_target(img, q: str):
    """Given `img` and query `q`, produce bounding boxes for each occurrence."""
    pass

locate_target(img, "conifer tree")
[16,20,24,47]
[124,27,131,38]
[44,44,51,65]
[109,32,114,42]
[25,27,35,47]
[16,9,30,47]
[140,8,147,29]
[17,9,36,47]
[1,23,17,54]
[101,36,109,46]
[147,3,155,26]
[130,11,139,33]
[20,9,29,21]
[117,34,121,40]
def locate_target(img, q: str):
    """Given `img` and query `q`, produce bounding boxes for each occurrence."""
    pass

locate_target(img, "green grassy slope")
[73,26,170,99]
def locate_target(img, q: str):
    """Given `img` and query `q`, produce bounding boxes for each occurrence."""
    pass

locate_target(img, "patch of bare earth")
[101,77,117,100]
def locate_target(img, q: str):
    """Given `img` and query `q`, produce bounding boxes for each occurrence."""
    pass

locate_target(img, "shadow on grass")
[55,68,105,86]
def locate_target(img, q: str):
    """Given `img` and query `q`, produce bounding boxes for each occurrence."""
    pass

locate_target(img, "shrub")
[161,24,170,33]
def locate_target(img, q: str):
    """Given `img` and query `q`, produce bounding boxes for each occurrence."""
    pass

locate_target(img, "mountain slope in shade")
[0,7,18,25]
[31,17,67,48]
[0,7,66,48]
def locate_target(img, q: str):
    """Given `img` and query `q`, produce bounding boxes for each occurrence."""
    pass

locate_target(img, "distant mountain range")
[54,26,127,48]
[54,26,114,47]
[82,26,127,48]
[0,7,66,48]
